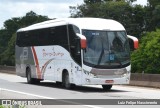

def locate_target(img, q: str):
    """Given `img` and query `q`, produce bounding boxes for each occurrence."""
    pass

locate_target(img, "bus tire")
[26,68,34,84]
[102,85,112,91]
[56,81,62,86]
[34,79,40,84]
[63,71,75,89]
[26,68,40,84]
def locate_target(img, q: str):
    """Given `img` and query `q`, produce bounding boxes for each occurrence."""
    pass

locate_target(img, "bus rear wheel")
[26,68,40,84]
[102,85,112,91]
[26,68,34,84]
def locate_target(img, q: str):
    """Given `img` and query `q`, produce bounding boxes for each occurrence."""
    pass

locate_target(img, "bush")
[131,29,160,74]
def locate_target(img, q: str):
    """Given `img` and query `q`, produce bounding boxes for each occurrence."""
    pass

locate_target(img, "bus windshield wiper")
[97,38,104,65]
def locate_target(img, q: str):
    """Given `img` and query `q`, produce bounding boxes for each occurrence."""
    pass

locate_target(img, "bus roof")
[17,18,125,32]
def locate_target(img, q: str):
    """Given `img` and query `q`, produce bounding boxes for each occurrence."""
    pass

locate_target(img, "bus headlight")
[123,74,127,77]
[83,70,97,78]
[123,71,130,77]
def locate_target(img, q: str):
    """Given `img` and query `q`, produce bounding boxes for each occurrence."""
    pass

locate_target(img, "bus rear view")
[15,18,138,90]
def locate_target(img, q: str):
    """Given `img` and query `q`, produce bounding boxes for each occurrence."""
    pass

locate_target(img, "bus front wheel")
[63,72,75,89]
[102,85,112,91]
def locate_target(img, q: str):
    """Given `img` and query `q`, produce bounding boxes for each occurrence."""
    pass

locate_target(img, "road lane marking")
[0,88,55,99]
[0,88,103,108]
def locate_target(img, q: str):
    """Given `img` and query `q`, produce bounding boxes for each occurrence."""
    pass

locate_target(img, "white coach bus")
[15,18,138,90]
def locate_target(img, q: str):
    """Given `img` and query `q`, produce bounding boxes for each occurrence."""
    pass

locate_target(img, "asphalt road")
[0,73,160,108]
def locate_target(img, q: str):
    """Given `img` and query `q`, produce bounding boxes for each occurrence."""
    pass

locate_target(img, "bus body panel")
[16,45,83,85]
[16,43,130,85]
[16,46,36,78]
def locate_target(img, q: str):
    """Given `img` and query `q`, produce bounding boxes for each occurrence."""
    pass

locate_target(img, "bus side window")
[16,33,21,46]
[75,38,81,55]
[73,25,80,34]
[50,25,68,45]
[23,32,31,46]
[50,27,55,34]
[68,24,81,65]
[50,27,55,43]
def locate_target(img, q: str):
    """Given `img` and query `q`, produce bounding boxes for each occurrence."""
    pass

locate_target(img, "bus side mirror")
[76,33,87,49]
[127,35,138,50]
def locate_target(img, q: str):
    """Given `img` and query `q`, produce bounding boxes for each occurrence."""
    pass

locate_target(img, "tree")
[0,11,50,66]
[130,5,145,37]
[131,29,160,74]
[151,5,160,29]
[4,18,21,35]
[20,11,49,27]
[0,29,10,54]
[144,0,160,31]
[84,0,116,4]
[148,0,160,8]
[0,33,16,65]
[70,0,145,37]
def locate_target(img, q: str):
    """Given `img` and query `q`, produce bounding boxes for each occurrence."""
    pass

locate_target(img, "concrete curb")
[0,65,15,74]
[130,73,160,88]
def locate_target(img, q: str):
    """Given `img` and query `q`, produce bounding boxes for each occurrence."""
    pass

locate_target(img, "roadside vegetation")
[0,0,160,73]
[0,11,49,65]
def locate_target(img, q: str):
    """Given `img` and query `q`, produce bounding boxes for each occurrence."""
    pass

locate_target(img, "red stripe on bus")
[31,46,42,79]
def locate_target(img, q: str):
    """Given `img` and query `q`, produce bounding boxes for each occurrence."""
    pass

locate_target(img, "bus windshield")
[82,30,130,68]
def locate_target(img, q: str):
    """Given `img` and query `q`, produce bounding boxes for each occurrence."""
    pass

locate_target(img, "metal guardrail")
[0,65,160,88]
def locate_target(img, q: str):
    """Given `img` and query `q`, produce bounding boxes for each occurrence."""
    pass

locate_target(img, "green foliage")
[0,29,10,53]
[0,33,16,65]
[19,11,49,27]
[70,0,145,38]
[0,105,5,108]
[0,11,49,66]
[151,5,160,29]
[70,0,160,37]
[131,29,160,74]
[148,0,160,8]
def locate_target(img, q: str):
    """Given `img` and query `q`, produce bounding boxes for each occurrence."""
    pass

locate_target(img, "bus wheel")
[102,85,112,91]
[63,72,75,89]
[26,68,34,84]
[34,79,40,84]
[26,68,40,84]
[56,81,62,86]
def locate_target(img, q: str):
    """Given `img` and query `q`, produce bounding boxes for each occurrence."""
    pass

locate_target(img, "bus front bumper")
[80,76,130,85]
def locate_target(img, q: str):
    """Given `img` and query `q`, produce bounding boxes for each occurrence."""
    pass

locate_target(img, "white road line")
[0,88,55,99]
[0,88,103,108]
[84,105,103,108]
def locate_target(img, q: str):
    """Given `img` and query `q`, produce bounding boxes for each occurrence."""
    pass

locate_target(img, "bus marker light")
[81,38,87,49]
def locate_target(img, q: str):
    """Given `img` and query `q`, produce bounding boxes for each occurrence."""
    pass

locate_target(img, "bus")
[15,18,138,90]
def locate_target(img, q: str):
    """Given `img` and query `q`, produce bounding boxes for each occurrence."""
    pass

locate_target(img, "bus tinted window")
[16,25,68,47]
[68,25,81,65]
